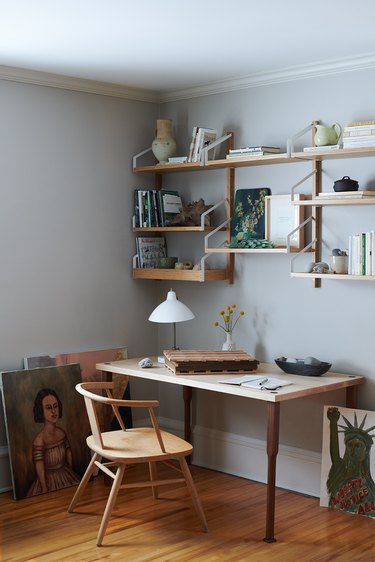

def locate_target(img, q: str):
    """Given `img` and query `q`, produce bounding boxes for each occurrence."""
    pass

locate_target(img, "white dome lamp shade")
[148,289,195,350]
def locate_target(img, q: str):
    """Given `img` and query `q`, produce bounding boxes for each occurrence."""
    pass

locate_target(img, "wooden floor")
[1,463,375,562]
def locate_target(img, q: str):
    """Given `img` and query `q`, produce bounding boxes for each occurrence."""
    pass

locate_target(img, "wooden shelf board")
[206,247,297,254]
[291,272,375,281]
[133,226,214,232]
[293,146,375,161]
[205,153,294,168]
[292,198,375,206]
[133,162,203,174]
[133,268,228,282]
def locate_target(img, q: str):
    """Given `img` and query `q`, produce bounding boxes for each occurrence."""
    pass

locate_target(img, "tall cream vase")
[152,119,177,164]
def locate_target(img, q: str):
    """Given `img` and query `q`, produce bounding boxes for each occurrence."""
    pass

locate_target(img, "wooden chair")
[68,381,208,545]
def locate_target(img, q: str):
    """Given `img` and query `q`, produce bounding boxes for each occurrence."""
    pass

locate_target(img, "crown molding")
[2,53,375,104]
[159,53,375,102]
[0,65,160,103]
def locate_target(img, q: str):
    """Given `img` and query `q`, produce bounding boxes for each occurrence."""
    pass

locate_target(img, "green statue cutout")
[326,406,375,517]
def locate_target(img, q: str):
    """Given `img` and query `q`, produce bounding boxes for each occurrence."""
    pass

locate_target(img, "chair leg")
[68,452,100,513]
[97,463,126,546]
[179,457,208,532]
[148,461,158,499]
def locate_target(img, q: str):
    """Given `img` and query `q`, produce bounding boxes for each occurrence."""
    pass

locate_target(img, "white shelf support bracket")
[203,199,230,251]
[200,132,233,166]
[200,198,227,230]
[290,170,317,200]
[289,216,317,273]
[286,123,314,156]
[132,147,153,170]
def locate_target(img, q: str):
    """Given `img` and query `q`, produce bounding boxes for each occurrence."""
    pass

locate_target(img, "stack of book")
[343,119,375,149]
[187,127,217,162]
[133,189,182,228]
[348,231,375,275]
[226,146,281,159]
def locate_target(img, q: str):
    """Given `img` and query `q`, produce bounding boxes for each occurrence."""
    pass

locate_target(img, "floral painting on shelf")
[230,188,271,248]
[1,364,90,500]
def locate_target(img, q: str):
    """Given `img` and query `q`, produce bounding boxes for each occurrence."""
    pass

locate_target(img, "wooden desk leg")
[263,401,280,543]
[346,385,358,409]
[183,386,192,464]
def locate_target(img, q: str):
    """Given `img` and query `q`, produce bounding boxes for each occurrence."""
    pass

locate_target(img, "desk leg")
[263,401,280,543]
[346,385,358,409]
[183,386,192,464]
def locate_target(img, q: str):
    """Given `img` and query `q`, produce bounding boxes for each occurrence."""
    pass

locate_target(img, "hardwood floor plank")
[1,464,374,562]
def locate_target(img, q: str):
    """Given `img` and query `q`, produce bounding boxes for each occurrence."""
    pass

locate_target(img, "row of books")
[226,146,280,159]
[348,231,375,276]
[343,119,375,149]
[133,189,182,228]
[135,236,167,268]
[187,127,217,162]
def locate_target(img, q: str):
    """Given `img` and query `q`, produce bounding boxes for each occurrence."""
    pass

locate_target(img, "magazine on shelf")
[317,191,375,198]
[229,146,280,154]
[192,127,217,162]
[160,190,182,225]
[136,236,167,268]
[230,188,271,246]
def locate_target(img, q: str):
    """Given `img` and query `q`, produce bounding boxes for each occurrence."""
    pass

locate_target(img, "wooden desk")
[97,357,364,543]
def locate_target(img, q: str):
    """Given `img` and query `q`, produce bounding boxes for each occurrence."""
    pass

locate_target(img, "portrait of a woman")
[27,387,80,496]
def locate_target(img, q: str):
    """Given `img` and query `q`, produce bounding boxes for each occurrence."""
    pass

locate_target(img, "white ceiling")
[1,0,375,95]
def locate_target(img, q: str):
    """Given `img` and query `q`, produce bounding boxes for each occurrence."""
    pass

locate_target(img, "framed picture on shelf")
[265,194,304,249]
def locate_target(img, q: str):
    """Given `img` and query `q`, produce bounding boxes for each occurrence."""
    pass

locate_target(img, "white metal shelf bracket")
[286,123,314,156]
[200,132,233,166]
[289,216,317,273]
[132,147,152,170]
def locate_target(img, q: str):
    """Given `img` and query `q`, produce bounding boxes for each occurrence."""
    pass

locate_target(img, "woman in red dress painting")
[27,388,80,496]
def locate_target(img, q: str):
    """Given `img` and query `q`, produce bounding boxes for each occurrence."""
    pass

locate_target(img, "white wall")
[0,79,160,491]
[153,67,375,494]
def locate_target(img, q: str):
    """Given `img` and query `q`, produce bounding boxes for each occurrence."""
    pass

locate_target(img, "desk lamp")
[148,289,194,353]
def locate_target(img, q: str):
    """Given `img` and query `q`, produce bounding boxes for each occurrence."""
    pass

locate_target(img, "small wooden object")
[163,349,259,375]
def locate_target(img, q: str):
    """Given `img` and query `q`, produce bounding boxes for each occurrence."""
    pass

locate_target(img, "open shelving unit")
[132,123,375,285]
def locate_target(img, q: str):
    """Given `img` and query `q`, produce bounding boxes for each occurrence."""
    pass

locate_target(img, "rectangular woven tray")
[163,349,259,375]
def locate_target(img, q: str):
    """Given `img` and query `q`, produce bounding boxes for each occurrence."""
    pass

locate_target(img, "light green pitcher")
[314,123,342,146]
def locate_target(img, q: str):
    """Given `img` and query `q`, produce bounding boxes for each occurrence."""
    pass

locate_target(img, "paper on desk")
[220,375,291,390]
[220,375,268,385]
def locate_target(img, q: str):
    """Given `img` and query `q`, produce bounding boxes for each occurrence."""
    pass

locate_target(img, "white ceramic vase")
[222,331,236,351]
[151,119,176,164]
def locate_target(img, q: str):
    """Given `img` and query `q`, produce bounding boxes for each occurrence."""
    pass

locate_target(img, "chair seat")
[87,427,193,463]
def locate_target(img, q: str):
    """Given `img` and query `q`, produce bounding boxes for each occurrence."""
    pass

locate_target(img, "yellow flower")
[214,321,219,327]
[240,310,244,316]
[232,304,236,308]
[220,310,225,315]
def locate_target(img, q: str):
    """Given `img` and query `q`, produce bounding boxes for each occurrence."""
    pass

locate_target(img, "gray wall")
[1,66,375,493]
[155,67,375,455]
[0,80,160,489]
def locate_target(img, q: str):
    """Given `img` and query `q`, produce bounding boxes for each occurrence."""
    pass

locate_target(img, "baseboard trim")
[158,417,322,497]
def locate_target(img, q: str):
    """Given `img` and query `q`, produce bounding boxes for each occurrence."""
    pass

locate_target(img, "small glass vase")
[222,331,236,351]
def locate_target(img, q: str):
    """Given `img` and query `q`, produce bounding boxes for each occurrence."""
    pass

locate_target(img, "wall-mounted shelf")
[132,267,228,282]
[291,272,375,281]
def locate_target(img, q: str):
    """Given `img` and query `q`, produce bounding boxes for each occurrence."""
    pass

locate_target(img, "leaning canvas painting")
[0,364,91,500]
[320,405,375,518]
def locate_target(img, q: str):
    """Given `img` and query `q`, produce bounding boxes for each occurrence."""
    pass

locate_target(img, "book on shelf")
[343,139,375,148]
[348,231,374,276]
[229,146,280,154]
[160,190,182,226]
[133,189,182,228]
[226,151,279,159]
[136,236,167,268]
[317,190,375,198]
[343,129,375,138]
[187,126,198,162]
[303,144,341,152]
[219,374,291,390]
[191,127,217,162]
[347,119,375,127]
[168,156,188,163]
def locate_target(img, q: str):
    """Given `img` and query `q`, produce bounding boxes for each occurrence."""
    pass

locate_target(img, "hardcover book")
[136,236,167,268]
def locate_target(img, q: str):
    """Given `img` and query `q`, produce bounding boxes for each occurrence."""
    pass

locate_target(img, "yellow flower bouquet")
[213,304,245,334]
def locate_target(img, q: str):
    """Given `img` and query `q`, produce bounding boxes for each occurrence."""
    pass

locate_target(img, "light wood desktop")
[97,357,364,543]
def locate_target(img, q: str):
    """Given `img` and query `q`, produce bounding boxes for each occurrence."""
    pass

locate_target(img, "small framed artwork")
[265,194,304,250]
[320,405,375,518]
